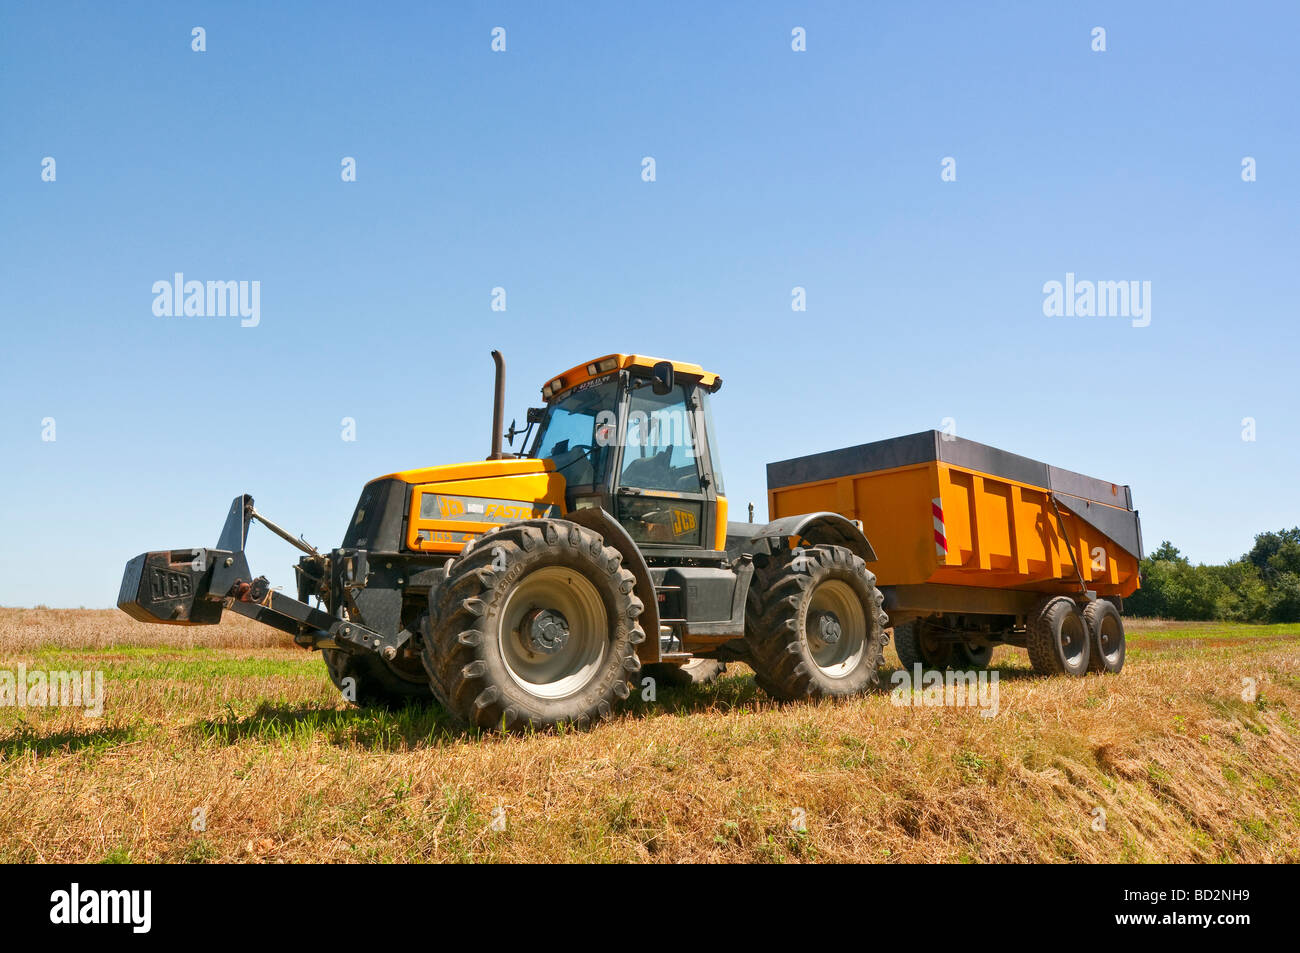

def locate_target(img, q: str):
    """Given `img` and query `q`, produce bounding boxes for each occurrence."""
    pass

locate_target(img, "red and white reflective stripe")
[932,497,947,560]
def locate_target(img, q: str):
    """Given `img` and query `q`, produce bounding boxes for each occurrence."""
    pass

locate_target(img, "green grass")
[1126,621,1300,640]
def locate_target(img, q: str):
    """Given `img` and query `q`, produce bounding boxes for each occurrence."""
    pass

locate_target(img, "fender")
[728,511,877,563]
[562,507,662,664]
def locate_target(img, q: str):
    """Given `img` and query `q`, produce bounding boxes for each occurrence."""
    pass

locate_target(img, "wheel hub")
[521,608,569,655]
[813,610,842,645]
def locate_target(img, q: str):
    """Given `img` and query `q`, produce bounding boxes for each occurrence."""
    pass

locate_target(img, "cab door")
[613,381,715,553]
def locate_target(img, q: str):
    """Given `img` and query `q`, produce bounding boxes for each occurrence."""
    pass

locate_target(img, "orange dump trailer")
[767,431,1143,674]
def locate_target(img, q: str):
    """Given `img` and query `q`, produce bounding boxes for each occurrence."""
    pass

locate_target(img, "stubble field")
[1,607,1297,863]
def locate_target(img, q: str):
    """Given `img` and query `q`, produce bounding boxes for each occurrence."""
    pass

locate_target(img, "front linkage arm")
[118,494,408,660]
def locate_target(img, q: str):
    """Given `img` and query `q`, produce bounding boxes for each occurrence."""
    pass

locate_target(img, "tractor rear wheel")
[642,658,727,689]
[322,647,435,709]
[1026,596,1091,677]
[422,519,645,731]
[745,544,888,701]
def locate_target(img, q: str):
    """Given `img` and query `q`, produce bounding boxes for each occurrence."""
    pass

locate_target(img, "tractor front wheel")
[422,519,645,731]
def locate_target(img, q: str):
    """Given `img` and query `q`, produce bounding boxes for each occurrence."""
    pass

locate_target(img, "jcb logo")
[672,509,697,536]
[438,497,465,519]
[149,567,193,603]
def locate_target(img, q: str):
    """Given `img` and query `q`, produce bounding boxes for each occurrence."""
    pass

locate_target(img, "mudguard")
[727,511,876,563]
[562,506,662,663]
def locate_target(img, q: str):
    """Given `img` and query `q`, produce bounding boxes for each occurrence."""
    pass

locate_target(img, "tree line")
[1125,528,1300,622]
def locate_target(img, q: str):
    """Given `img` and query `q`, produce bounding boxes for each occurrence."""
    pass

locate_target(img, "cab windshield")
[531,375,618,486]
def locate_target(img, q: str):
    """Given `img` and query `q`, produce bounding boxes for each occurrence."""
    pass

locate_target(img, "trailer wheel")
[422,519,645,731]
[1026,596,1091,677]
[893,619,955,670]
[1083,600,1126,673]
[642,658,727,689]
[953,642,995,669]
[745,545,888,701]
[322,647,436,709]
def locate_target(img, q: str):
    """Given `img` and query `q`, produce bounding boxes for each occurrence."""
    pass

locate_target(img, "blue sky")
[2,2,1297,607]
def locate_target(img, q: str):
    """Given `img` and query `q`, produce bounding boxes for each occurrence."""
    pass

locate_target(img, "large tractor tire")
[893,619,955,670]
[745,544,888,701]
[1084,599,1126,673]
[422,519,645,731]
[642,658,727,689]
[322,647,436,709]
[1026,595,1091,677]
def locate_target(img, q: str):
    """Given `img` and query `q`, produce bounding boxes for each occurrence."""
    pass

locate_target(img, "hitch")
[118,494,407,658]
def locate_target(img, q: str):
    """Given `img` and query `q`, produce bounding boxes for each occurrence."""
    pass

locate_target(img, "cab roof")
[541,354,721,400]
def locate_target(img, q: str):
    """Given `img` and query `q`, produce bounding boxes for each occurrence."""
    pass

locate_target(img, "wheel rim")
[1060,610,1087,668]
[499,566,609,699]
[1097,613,1123,666]
[806,580,867,678]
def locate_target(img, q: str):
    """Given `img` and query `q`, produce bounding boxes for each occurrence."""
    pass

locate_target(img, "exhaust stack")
[489,350,506,460]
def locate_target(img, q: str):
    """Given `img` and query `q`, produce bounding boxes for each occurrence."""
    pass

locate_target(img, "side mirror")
[651,360,675,395]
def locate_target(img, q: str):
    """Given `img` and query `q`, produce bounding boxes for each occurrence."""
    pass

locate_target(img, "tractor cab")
[527,354,729,555]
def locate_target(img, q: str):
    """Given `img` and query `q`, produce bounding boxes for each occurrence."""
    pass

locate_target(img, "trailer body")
[767,431,1142,625]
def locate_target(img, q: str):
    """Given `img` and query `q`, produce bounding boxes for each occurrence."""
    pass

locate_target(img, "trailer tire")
[953,642,995,669]
[1084,599,1126,673]
[322,647,436,709]
[1026,596,1091,677]
[422,519,645,731]
[893,619,955,670]
[745,545,888,701]
[642,659,727,689]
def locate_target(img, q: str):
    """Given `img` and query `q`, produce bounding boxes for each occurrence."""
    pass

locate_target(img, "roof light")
[586,357,618,376]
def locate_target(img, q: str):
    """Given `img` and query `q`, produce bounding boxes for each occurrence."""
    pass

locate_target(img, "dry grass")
[0,606,284,651]
[1,608,1298,863]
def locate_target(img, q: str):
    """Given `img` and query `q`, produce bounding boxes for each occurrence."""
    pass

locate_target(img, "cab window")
[619,384,703,494]
[532,376,618,486]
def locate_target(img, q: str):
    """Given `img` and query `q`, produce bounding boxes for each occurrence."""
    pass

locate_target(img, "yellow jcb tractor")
[119,352,890,729]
